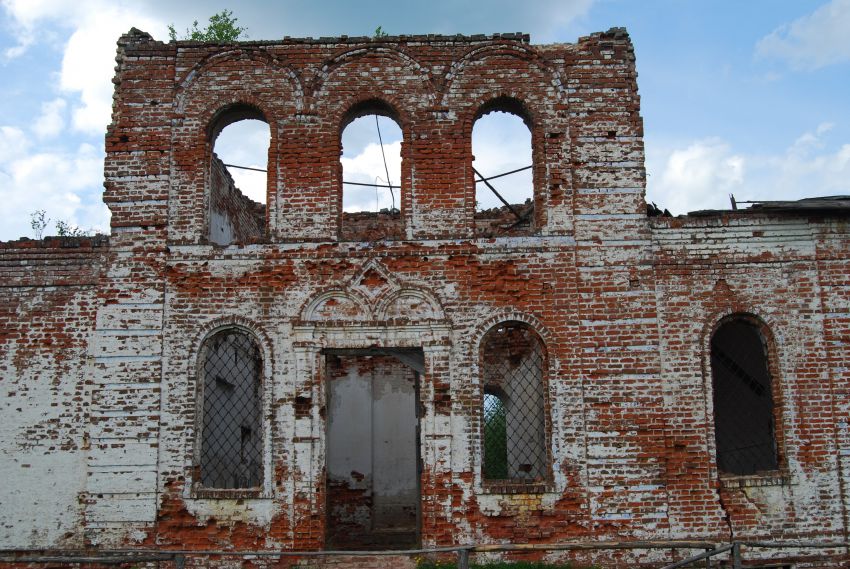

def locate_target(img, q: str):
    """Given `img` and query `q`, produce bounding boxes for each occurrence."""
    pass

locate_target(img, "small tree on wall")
[168,10,247,42]
[29,210,96,238]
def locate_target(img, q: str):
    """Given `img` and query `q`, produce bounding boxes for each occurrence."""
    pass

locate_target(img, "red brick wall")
[0,236,108,547]
[1,26,848,568]
[208,153,265,244]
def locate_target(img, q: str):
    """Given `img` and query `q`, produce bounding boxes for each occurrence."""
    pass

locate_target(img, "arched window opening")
[208,106,269,245]
[199,329,263,489]
[472,100,534,237]
[480,321,547,483]
[711,317,779,475]
[340,100,403,241]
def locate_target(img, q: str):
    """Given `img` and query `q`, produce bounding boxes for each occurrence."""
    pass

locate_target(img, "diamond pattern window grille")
[711,318,779,475]
[200,330,262,489]
[481,322,547,482]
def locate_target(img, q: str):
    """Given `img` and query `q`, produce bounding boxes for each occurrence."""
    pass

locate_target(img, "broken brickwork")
[1,27,849,568]
[209,154,266,245]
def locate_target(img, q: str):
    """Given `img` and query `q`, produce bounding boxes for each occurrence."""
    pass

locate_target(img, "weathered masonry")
[1,27,849,567]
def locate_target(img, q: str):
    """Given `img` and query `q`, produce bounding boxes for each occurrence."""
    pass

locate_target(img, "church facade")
[1,27,849,567]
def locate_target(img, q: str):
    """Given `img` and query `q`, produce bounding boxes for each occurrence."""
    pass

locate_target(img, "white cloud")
[1,0,73,27]
[214,120,270,204]
[0,129,109,240]
[0,1,160,239]
[3,42,27,59]
[0,1,168,240]
[2,0,169,134]
[756,0,850,70]
[60,6,168,134]
[758,124,850,199]
[341,141,402,212]
[1,0,87,59]
[227,169,267,204]
[648,138,744,213]
[32,98,67,139]
[647,125,850,214]
[338,110,535,213]
[473,111,533,209]
[0,126,31,161]
[789,121,834,152]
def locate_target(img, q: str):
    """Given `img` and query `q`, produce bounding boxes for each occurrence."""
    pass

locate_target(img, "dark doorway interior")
[325,348,422,550]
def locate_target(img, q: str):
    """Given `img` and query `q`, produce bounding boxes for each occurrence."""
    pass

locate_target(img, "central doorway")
[324,348,422,550]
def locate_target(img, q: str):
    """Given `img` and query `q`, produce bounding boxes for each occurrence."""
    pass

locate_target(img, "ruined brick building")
[1,26,850,567]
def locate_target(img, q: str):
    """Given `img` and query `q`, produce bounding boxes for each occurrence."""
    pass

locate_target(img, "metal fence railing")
[1,540,847,568]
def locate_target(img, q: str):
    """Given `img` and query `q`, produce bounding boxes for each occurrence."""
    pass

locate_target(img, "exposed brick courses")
[1,26,849,568]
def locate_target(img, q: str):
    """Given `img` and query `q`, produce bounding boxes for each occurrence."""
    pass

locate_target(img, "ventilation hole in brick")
[119,135,129,143]
[607,130,617,139]
[294,395,312,418]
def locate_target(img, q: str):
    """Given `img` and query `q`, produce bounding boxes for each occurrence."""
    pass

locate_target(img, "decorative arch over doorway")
[291,265,451,550]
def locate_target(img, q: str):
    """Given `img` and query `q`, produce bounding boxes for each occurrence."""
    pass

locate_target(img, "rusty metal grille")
[481,322,546,481]
[201,330,262,489]
[711,319,778,475]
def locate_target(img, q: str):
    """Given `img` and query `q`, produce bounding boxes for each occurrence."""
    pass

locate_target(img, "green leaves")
[168,10,247,42]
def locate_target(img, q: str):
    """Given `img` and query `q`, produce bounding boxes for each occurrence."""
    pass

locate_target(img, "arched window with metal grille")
[198,328,263,489]
[710,316,780,475]
[480,321,548,483]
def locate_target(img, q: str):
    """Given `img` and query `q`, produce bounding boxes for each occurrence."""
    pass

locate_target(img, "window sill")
[719,472,790,489]
[191,487,267,500]
[483,480,551,495]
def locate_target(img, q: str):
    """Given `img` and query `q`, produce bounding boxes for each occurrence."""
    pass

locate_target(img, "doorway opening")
[325,348,422,550]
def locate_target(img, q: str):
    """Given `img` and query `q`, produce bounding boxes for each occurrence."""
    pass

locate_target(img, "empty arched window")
[480,321,547,482]
[339,100,403,241]
[472,98,534,237]
[198,329,263,489]
[208,105,270,245]
[711,316,779,475]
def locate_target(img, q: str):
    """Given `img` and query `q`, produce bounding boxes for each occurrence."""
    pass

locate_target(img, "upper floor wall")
[103,28,645,245]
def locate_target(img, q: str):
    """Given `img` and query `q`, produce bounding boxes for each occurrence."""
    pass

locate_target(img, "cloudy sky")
[0,0,848,239]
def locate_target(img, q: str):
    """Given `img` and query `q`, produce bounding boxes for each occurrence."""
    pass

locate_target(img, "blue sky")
[0,0,848,239]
